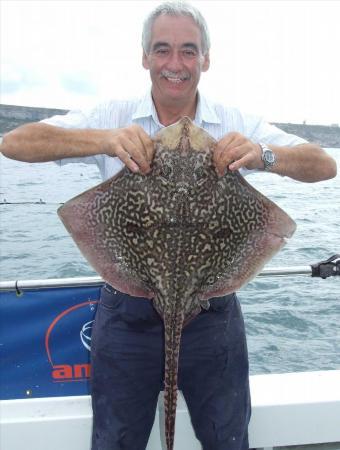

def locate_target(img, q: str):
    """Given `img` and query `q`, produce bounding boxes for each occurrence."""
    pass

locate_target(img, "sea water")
[0,150,339,375]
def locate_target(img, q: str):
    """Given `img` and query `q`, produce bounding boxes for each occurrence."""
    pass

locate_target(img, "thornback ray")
[58,117,296,450]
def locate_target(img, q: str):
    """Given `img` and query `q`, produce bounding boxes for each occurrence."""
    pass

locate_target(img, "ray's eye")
[195,167,205,179]
[195,166,206,185]
[161,164,173,178]
[126,223,141,234]
[206,275,216,285]
[214,228,230,239]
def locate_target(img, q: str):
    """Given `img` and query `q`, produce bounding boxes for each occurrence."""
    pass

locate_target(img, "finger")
[135,128,155,163]
[213,134,235,165]
[228,153,252,171]
[227,142,262,171]
[214,143,241,175]
[123,130,148,161]
[216,142,247,175]
[121,137,151,174]
[213,133,243,172]
[214,149,233,176]
[114,146,140,173]
[226,142,257,171]
[126,126,155,172]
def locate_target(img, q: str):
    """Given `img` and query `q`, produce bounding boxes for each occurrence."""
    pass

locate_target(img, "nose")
[166,51,183,71]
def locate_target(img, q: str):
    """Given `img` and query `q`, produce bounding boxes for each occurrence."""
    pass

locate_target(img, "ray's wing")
[197,169,296,300]
[58,169,155,298]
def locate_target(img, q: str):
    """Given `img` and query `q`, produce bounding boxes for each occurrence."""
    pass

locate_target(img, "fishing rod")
[0,255,338,292]
[258,254,340,279]
[0,200,64,205]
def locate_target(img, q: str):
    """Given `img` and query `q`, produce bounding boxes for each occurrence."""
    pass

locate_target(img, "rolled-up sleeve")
[244,115,308,147]
[40,108,102,167]
[238,114,308,177]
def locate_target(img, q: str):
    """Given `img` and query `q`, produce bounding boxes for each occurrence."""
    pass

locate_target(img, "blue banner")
[0,285,101,400]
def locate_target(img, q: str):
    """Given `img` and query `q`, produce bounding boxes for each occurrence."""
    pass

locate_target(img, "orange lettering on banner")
[52,364,73,379]
[74,364,91,378]
[52,364,91,380]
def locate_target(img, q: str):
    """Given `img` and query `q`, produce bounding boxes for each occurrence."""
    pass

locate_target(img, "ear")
[142,51,150,70]
[202,52,210,72]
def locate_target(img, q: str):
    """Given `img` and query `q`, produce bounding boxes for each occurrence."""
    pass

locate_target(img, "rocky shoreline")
[0,104,339,148]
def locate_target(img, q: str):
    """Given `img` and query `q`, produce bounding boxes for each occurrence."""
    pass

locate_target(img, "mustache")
[161,70,190,81]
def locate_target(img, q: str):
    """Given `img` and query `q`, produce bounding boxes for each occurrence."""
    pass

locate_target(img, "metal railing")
[0,255,339,291]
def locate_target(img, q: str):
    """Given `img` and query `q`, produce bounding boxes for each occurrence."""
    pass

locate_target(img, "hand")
[104,125,154,174]
[213,132,263,176]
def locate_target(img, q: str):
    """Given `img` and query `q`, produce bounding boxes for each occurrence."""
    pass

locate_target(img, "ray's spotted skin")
[58,118,296,450]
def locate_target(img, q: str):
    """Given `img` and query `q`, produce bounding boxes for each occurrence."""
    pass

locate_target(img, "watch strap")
[259,142,276,171]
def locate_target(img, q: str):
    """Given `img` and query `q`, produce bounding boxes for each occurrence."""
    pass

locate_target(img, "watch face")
[264,150,275,164]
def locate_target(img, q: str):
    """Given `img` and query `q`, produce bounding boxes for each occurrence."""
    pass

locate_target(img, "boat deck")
[1,370,340,450]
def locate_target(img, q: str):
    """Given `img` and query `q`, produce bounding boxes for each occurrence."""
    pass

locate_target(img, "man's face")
[142,15,210,105]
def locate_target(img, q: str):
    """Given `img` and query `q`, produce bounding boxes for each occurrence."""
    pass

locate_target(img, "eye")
[214,228,231,239]
[161,164,173,178]
[125,223,141,235]
[183,49,197,58]
[155,48,169,56]
[195,166,205,179]
[206,275,216,285]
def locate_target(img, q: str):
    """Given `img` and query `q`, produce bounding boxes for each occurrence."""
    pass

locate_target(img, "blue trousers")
[91,285,251,450]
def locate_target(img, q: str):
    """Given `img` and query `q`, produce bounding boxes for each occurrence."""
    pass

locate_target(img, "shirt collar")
[132,89,221,126]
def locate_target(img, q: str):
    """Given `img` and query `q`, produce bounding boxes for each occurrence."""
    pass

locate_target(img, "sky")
[1,0,340,125]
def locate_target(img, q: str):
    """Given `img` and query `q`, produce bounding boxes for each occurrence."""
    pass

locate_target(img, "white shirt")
[42,91,307,180]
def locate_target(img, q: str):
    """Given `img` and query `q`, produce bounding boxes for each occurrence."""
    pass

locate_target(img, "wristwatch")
[259,142,276,171]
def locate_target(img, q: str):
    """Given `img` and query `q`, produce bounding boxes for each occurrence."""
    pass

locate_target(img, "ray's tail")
[163,312,184,450]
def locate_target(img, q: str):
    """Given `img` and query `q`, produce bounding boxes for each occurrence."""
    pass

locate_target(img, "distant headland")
[0,104,339,148]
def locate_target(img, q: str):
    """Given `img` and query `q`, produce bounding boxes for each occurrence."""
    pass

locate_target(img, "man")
[1,2,336,450]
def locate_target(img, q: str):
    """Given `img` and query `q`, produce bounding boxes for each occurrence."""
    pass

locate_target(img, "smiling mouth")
[165,77,185,84]
[161,71,190,84]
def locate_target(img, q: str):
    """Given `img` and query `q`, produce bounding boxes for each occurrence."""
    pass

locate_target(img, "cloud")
[2,1,339,124]
[61,73,97,95]
[1,62,45,94]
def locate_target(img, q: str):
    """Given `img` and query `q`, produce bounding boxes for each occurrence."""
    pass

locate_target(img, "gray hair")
[142,1,211,55]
